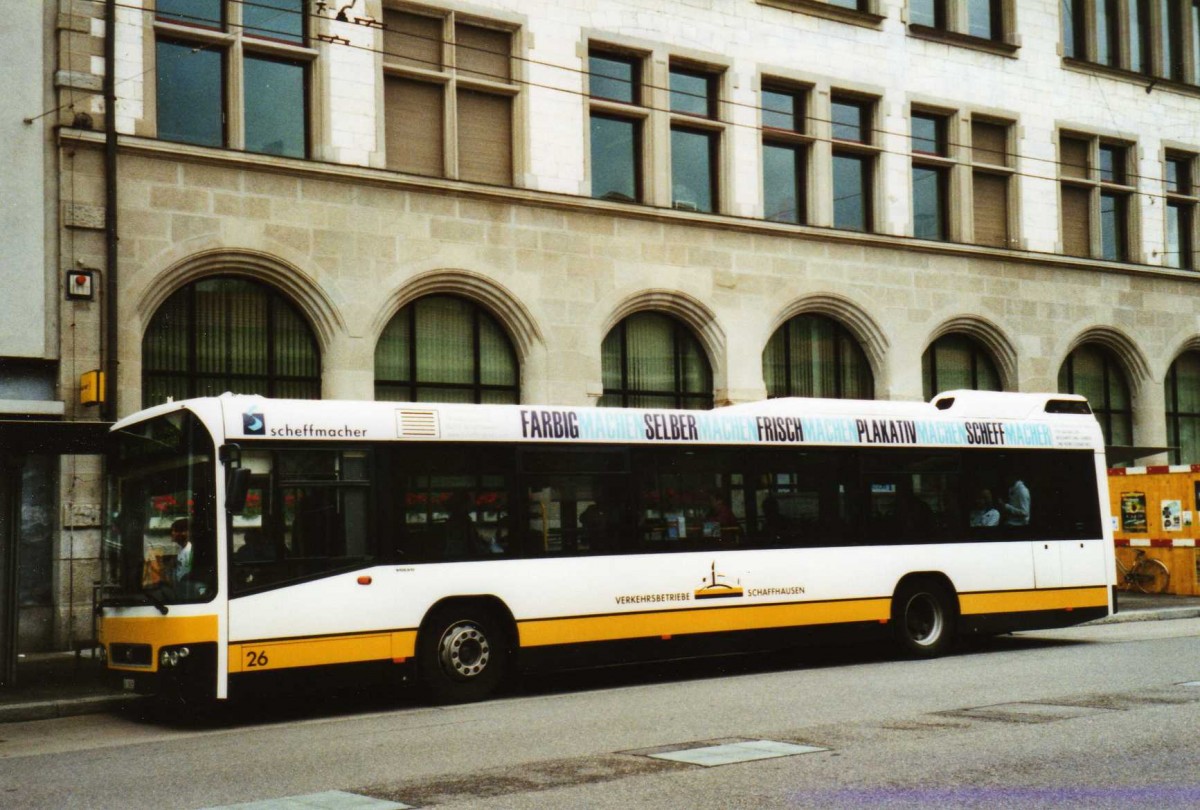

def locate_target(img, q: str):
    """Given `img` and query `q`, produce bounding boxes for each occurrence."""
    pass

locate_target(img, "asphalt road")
[3,618,1200,809]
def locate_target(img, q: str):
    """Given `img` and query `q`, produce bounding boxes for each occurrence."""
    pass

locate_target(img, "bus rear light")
[357,575,372,585]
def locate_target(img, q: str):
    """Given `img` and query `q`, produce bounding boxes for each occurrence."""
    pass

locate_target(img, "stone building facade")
[23,0,1200,649]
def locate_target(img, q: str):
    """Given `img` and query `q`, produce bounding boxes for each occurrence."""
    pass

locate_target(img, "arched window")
[922,333,1002,400]
[1058,344,1132,447]
[1166,351,1200,464]
[600,312,712,409]
[142,277,320,406]
[763,314,873,399]
[375,295,519,403]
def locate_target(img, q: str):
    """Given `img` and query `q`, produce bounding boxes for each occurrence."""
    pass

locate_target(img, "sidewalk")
[3,593,1200,725]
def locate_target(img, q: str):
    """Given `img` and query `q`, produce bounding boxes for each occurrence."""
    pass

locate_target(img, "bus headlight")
[159,645,191,668]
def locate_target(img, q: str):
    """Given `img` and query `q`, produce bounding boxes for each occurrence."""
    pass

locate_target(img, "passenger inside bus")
[1002,477,1031,526]
[969,489,1000,527]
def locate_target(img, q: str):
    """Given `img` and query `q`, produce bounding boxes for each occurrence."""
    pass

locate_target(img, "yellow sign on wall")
[80,370,105,406]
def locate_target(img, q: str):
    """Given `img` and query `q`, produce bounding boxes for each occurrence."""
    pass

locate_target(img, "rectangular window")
[156,40,224,148]
[910,0,1008,43]
[591,115,641,203]
[912,166,948,240]
[764,143,805,223]
[911,112,951,241]
[911,0,944,28]
[1059,133,1134,261]
[970,119,1012,247]
[669,63,723,212]
[154,0,311,156]
[968,0,1004,40]
[233,448,374,593]
[671,127,718,213]
[383,11,517,185]
[384,78,444,176]
[670,67,717,117]
[1165,153,1197,269]
[831,94,877,232]
[243,56,307,158]
[589,50,645,203]
[1066,0,1199,84]
[761,83,810,224]
[833,154,871,231]
[1161,0,1185,80]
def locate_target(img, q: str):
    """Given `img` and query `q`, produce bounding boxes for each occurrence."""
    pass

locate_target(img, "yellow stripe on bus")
[228,630,418,674]
[517,598,894,647]
[959,586,1109,615]
[217,586,1109,674]
[518,586,1109,648]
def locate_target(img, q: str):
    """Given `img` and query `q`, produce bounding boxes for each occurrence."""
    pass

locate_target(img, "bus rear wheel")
[891,579,956,658]
[418,604,510,704]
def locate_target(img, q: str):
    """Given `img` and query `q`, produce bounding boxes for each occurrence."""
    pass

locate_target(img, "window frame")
[760,80,813,225]
[908,0,1019,55]
[1058,131,1137,262]
[829,92,880,233]
[381,5,520,184]
[1062,0,1200,87]
[754,0,885,29]
[587,47,648,204]
[588,47,652,204]
[1166,350,1200,464]
[667,60,727,214]
[922,333,1004,400]
[1058,344,1134,449]
[910,109,954,241]
[152,0,315,157]
[142,276,322,407]
[599,312,714,410]
[1164,151,1198,269]
[968,116,1016,248]
[374,294,521,405]
[763,313,875,400]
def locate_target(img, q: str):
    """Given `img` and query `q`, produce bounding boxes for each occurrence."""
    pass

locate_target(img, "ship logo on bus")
[243,407,265,435]
[694,561,744,600]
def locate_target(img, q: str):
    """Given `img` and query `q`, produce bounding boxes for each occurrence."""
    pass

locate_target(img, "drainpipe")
[102,0,118,422]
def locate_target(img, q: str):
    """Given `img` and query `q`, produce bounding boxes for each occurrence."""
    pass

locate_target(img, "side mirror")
[226,467,251,514]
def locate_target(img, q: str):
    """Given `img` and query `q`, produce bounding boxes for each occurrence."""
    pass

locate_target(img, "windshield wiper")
[98,591,169,615]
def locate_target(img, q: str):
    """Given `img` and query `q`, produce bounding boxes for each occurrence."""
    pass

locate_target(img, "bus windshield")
[106,409,218,606]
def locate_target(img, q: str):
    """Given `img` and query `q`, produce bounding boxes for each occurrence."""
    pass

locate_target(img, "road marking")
[202,791,411,810]
[646,739,827,767]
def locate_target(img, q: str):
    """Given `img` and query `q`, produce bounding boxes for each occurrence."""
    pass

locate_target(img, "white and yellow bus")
[99,391,1114,703]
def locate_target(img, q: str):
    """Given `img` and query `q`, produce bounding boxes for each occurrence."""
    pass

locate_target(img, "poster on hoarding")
[1120,492,1147,533]
[1162,499,1183,531]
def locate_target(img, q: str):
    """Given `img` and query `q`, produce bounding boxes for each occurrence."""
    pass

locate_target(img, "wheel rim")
[437,621,490,680]
[904,593,943,646]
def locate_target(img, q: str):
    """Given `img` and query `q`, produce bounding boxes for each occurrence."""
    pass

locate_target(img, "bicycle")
[1115,548,1170,594]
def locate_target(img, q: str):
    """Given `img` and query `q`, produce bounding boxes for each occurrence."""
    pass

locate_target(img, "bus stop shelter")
[0,419,110,687]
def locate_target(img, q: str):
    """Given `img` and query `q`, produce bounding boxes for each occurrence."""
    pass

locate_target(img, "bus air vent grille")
[398,409,440,438]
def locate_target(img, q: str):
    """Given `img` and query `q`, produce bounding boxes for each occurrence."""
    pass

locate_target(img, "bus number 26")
[245,650,269,668]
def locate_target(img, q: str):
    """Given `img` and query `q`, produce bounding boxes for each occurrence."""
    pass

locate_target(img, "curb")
[0,693,139,725]
[1090,607,1200,625]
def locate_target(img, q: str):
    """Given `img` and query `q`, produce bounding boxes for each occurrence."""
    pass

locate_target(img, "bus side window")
[274,448,373,579]
[635,448,744,551]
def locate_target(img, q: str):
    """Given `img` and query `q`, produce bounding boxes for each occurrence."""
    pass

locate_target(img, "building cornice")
[60,129,1200,286]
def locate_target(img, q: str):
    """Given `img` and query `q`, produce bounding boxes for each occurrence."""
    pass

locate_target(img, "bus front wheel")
[891,579,956,658]
[418,604,510,703]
